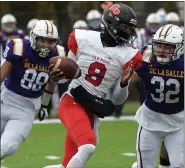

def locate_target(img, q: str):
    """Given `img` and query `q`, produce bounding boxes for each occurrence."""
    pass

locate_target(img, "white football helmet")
[166,12,180,25]
[86,10,102,20]
[146,13,161,33]
[27,18,39,30]
[30,20,59,58]
[73,20,88,29]
[1,14,17,33]
[86,10,102,31]
[156,8,166,17]
[152,24,184,64]
[156,8,166,24]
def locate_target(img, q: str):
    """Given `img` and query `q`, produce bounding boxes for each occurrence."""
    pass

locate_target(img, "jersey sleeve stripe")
[12,39,16,54]
[68,30,78,56]
[143,46,152,63]
[12,39,23,56]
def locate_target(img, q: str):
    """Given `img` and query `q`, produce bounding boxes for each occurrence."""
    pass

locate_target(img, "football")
[49,56,81,79]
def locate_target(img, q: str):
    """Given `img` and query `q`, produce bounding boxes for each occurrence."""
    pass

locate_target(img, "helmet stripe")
[46,20,53,35]
[164,25,173,38]
[159,24,173,39]
[49,21,53,35]
[159,25,167,38]
[44,20,49,34]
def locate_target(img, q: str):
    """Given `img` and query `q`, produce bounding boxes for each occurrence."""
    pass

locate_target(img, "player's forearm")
[45,81,56,93]
[0,60,12,84]
[41,81,55,107]
[111,83,129,105]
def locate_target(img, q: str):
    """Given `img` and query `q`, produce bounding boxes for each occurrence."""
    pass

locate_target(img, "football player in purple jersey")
[0,20,65,160]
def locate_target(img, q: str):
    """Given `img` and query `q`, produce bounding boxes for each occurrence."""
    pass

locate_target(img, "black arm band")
[120,83,128,88]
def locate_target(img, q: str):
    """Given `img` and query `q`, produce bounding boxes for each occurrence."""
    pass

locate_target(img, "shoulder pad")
[142,45,152,63]
[56,45,65,56]
[75,29,92,44]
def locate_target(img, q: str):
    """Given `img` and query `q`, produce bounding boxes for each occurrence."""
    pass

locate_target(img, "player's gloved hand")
[38,105,49,121]
[49,64,66,83]
[121,61,134,86]
[38,90,52,121]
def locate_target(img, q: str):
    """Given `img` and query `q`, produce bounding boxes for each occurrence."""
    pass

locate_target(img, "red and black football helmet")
[101,3,137,45]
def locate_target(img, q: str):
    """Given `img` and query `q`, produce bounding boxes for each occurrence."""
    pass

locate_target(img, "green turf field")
[122,101,140,114]
[2,120,139,168]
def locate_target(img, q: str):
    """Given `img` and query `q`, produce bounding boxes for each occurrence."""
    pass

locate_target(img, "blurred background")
[0,1,184,118]
[0,1,184,37]
[1,2,184,168]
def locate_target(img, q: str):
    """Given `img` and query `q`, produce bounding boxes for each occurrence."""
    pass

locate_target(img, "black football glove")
[38,105,49,121]
[38,90,52,121]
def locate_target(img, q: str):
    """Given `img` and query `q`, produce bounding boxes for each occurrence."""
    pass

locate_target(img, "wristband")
[41,90,52,106]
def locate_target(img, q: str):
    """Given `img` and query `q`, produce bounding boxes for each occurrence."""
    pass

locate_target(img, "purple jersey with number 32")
[136,45,184,114]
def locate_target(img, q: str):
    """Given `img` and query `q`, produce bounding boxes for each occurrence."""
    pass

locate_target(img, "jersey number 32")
[151,76,180,103]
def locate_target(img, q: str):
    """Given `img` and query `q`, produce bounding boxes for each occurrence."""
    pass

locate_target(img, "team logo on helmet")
[108,4,121,17]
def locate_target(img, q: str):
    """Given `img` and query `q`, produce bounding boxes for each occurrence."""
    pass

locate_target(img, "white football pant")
[136,126,184,168]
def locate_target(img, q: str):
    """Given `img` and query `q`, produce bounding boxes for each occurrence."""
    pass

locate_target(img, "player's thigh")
[58,94,96,146]
[136,126,161,168]
[1,119,7,135]
[1,103,7,135]
[1,117,33,155]
[2,103,34,138]
[2,117,33,141]
[164,128,184,167]
[1,103,9,135]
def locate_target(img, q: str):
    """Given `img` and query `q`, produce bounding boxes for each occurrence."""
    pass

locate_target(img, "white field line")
[34,116,135,124]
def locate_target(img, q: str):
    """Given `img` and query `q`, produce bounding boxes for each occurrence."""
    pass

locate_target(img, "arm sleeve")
[123,50,144,77]
[108,77,129,105]
[68,50,77,62]
[3,40,14,63]
[56,45,66,57]
[67,30,78,61]
[124,51,143,71]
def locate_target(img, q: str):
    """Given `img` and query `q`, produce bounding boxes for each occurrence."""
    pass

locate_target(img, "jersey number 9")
[85,62,107,87]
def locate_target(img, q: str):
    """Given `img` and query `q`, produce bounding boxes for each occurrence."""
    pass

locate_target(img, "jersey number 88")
[21,69,49,91]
